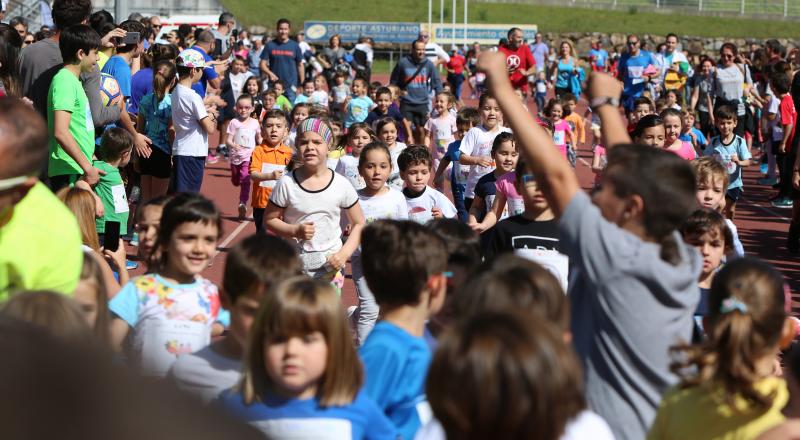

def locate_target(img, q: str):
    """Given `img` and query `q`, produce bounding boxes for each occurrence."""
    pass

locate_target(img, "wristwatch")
[590,96,620,111]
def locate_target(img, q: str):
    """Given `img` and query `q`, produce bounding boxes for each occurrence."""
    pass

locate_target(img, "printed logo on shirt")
[253,418,352,439]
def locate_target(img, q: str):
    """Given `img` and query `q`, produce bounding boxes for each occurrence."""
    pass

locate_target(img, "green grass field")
[222,0,800,38]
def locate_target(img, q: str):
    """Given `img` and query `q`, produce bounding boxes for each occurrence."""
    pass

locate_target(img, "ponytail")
[669,258,787,411]
[153,60,177,103]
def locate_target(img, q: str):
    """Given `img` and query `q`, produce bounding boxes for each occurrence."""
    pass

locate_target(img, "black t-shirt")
[473,172,499,221]
[485,215,561,260]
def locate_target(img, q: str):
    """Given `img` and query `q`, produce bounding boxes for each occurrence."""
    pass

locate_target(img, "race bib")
[553,129,566,145]
[140,319,209,377]
[253,418,352,440]
[515,249,569,292]
[259,163,285,188]
[507,197,525,216]
[111,184,129,214]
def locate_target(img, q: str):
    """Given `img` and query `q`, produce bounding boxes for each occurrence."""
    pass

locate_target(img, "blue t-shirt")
[589,48,609,67]
[294,94,311,105]
[190,46,218,98]
[444,139,466,187]
[260,39,303,88]
[345,95,374,128]
[365,105,407,142]
[703,135,751,190]
[128,67,153,114]
[618,50,657,99]
[217,391,397,440]
[679,128,708,148]
[359,321,431,440]
[101,55,132,98]
[138,92,172,154]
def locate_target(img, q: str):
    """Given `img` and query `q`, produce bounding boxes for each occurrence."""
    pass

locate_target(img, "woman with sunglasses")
[713,42,752,137]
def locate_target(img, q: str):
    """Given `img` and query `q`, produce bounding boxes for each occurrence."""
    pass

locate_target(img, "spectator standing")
[529,32,549,74]
[390,40,443,145]
[498,27,536,97]
[617,34,658,112]
[259,18,304,102]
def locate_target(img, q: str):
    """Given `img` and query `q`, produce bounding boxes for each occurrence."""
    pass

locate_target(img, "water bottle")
[760,154,768,175]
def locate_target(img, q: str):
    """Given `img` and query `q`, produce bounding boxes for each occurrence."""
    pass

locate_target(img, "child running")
[544,99,573,161]
[661,108,696,160]
[424,92,458,186]
[703,105,751,220]
[376,117,408,191]
[218,277,397,439]
[249,110,294,233]
[648,258,794,439]
[690,157,745,257]
[467,132,520,233]
[399,145,457,223]
[169,234,301,403]
[335,122,374,190]
[227,94,263,220]
[478,52,701,440]
[109,193,223,377]
[434,108,480,223]
[264,118,366,289]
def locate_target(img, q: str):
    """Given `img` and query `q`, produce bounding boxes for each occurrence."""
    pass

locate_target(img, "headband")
[298,118,333,146]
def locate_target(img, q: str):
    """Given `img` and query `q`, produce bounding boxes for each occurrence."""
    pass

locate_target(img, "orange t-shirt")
[249,143,294,208]
[565,112,586,145]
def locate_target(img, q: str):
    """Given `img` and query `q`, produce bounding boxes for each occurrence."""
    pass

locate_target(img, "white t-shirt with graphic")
[353,188,409,256]
[403,186,458,223]
[335,155,365,190]
[387,142,408,191]
[459,125,512,198]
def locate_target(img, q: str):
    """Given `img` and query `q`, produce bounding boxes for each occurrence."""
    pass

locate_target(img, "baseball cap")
[176,49,206,68]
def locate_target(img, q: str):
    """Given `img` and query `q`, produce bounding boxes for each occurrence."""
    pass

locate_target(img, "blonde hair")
[79,252,111,346]
[691,156,729,192]
[2,291,93,343]
[57,187,101,252]
[239,276,362,406]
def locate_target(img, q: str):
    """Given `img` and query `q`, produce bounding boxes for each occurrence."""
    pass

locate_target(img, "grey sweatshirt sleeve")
[429,60,443,94]
[81,67,121,128]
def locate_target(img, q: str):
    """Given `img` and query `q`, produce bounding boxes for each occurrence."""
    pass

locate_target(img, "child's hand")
[778,142,787,154]
[294,222,315,240]
[82,165,106,186]
[102,240,127,271]
[326,251,347,271]
[731,154,740,164]
[271,170,284,180]
[477,156,493,168]
[587,72,622,101]
[476,51,509,80]
[431,207,443,219]
[467,219,486,233]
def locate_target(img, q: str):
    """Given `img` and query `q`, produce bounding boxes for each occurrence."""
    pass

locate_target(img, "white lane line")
[209,220,250,265]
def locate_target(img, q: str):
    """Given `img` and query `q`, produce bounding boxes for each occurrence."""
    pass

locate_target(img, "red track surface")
[125,73,800,311]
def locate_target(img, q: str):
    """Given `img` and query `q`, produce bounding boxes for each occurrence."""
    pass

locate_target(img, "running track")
[126,74,800,311]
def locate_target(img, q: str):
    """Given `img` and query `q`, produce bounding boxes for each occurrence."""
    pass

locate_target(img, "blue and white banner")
[304,21,421,44]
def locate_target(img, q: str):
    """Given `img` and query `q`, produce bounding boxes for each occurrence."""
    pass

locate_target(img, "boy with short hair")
[702,105,751,219]
[561,93,585,146]
[365,86,412,142]
[360,219,448,440]
[344,77,374,129]
[47,24,103,191]
[292,78,315,105]
[434,107,480,222]
[399,145,457,223]
[690,156,745,257]
[168,234,301,403]
[628,96,654,133]
[88,127,134,243]
[249,109,294,233]
[769,71,797,209]
[101,19,144,110]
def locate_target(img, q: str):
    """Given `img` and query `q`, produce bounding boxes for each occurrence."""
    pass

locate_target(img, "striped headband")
[298,118,333,146]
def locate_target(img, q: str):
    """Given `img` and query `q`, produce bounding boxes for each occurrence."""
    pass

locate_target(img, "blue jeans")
[451,181,468,223]
[283,84,297,103]
[535,92,546,114]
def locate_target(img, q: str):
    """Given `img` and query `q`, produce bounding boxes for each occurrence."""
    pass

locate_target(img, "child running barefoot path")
[478,52,702,440]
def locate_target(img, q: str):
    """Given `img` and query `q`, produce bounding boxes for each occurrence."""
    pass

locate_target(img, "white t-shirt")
[353,188,408,256]
[768,95,783,142]
[172,83,209,157]
[459,125,512,198]
[335,155,365,190]
[229,71,254,101]
[388,142,408,191]
[404,186,458,223]
[269,169,359,255]
[168,345,241,404]
[424,114,458,159]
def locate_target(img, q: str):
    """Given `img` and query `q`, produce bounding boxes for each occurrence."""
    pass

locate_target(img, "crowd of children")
[4,4,800,439]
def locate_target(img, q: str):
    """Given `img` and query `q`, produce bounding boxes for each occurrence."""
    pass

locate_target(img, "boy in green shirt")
[47,24,103,192]
[85,127,134,242]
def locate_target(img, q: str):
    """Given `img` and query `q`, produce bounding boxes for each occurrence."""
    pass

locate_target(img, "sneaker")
[347,305,358,320]
[757,177,778,186]
[218,144,229,159]
[206,153,219,165]
[125,259,139,270]
[771,198,794,208]
[130,232,139,247]
[238,203,247,221]
[129,185,141,204]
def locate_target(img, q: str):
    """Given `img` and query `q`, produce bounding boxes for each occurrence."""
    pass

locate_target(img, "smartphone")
[123,31,140,45]
[104,221,121,252]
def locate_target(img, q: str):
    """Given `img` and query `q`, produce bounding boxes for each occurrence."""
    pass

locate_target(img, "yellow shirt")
[648,377,788,440]
[97,50,110,71]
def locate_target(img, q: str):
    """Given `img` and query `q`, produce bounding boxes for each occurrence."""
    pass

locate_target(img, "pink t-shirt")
[670,141,697,160]
[227,117,261,165]
[593,145,606,187]
[495,172,525,217]
[552,119,571,158]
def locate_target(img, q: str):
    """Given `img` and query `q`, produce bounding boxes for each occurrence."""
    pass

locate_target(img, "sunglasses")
[721,53,734,58]
[152,24,162,29]
[627,41,639,46]
[23,39,33,44]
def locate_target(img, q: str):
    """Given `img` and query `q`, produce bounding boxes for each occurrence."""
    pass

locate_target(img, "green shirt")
[93,160,129,235]
[47,67,95,177]
[0,182,83,300]
[276,95,293,113]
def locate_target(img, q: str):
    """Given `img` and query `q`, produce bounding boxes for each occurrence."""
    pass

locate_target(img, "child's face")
[80,48,99,72]
[273,83,285,96]
[293,107,309,125]
[349,128,371,156]
[637,125,666,148]
[246,79,259,96]
[264,94,277,108]
[686,230,726,277]
[696,176,725,210]
[303,82,315,96]
[191,67,204,83]
[563,100,576,115]
[376,93,392,112]
[264,331,328,399]
[633,104,651,123]
[352,81,365,96]
[434,95,449,113]
[297,131,329,167]
[548,104,563,121]
[537,71,546,80]
[481,98,502,129]
[334,75,345,86]
[379,124,398,146]
[330,124,342,143]
[162,221,219,278]
[359,149,392,191]
[73,277,99,327]
[232,59,245,74]
[716,117,737,137]
[456,122,473,139]
[663,115,682,144]
[314,76,326,91]
[400,162,431,192]
[262,117,288,146]
[226,292,262,350]
[517,173,550,213]
[682,114,695,131]
[665,92,677,105]
[236,100,253,119]
[136,204,163,261]
[493,141,519,174]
